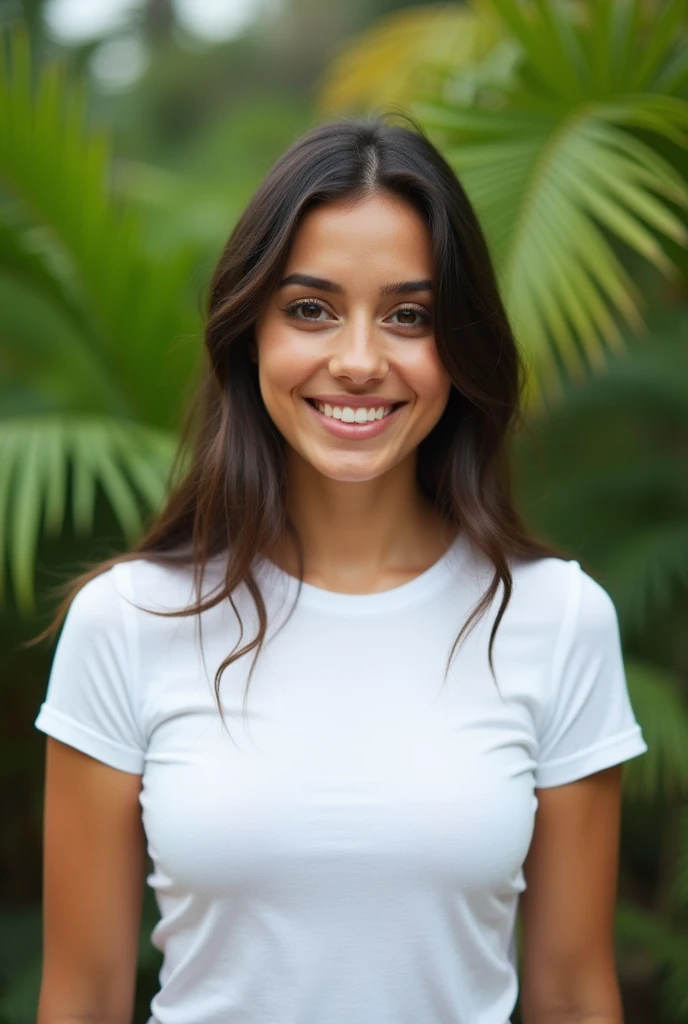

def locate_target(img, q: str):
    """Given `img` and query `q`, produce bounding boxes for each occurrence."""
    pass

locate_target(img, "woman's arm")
[36,737,147,1024]
[518,764,625,1024]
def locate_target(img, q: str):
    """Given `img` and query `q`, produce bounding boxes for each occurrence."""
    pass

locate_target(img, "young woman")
[35,114,647,1024]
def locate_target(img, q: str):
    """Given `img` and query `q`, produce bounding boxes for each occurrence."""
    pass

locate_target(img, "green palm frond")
[416,6,688,399]
[0,268,138,416]
[494,0,688,97]
[0,25,200,427]
[622,659,688,801]
[0,417,176,613]
[0,217,91,340]
[0,28,205,611]
[487,0,688,98]
[318,0,688,400]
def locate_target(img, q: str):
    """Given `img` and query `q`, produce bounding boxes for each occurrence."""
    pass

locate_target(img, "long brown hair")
[34,111,571,726]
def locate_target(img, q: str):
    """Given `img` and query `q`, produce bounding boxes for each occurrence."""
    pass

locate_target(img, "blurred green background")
[1,0,687,1021]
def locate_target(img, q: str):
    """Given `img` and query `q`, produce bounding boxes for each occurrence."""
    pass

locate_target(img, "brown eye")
[390,305,432,329]
[396,309,418,325]
[283,299,330,322]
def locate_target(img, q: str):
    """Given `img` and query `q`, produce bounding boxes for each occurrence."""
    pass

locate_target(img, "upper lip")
[305,395,405,408]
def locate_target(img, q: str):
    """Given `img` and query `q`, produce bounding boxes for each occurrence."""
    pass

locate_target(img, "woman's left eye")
[390,305,433,328]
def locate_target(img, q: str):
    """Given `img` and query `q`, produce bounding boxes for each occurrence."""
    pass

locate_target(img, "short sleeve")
[34,562,145,774]
[535,560,648,788]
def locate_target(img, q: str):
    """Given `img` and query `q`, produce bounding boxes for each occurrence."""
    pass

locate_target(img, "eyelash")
[282,298,432,329]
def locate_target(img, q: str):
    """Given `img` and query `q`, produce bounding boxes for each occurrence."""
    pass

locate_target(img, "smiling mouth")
[304,398,406,423]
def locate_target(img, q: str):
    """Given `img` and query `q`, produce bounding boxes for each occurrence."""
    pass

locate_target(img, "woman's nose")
[327,320,388,383]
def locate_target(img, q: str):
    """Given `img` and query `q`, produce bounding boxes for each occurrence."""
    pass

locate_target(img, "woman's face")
[254,193,451,484]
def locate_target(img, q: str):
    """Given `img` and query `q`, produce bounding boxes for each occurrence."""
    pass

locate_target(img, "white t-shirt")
[35,531,647,1024]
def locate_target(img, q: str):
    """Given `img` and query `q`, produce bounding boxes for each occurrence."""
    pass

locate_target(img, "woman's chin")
[292,447,394,485]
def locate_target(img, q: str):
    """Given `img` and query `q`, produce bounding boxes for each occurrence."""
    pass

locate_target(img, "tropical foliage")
[0,26,200,613]
[0,1,687,1021]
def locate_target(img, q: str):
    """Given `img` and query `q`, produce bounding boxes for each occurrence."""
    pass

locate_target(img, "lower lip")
[304,400,405,439]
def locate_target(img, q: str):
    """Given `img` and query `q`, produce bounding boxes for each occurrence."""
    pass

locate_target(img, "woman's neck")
[270,450,456,593]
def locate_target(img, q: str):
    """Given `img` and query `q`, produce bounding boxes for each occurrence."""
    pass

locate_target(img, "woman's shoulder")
[461,534,578,599]
[64,554,219,632]
[507,551,618,640]
[510,551,610,600]
[510,551,577,591]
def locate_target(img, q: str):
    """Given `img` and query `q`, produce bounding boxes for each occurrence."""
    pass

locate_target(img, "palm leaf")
[0,25,200,428]
[630,0,688,92]
[0,417,176,613]
[0,230,137,421]
[416,105,687,400]
[415,94,687,394]
[0,216,91,339]
[486,0,590,100]
[0,28,205,610]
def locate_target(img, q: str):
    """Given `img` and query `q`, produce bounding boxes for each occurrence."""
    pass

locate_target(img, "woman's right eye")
[283,299,332,322]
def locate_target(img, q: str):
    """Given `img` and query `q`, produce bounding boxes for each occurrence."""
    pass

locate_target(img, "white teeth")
[313,401,396,422]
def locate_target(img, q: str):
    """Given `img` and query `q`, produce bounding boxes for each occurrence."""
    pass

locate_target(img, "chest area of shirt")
[140,669,538,900]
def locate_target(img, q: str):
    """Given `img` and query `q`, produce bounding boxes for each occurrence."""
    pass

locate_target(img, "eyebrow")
[277,273,432,296]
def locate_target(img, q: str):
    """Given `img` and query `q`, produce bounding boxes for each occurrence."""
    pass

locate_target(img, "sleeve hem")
[535,725,648,788]
[35,704,145,775]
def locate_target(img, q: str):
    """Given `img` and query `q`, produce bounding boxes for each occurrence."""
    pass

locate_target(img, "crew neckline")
[255,529,472,615]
